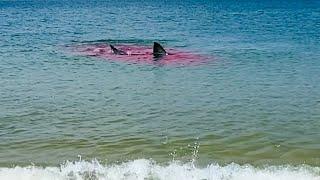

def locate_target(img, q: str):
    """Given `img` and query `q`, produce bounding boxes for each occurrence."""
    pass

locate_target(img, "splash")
[72,43,210,66]
[1,159,319,180]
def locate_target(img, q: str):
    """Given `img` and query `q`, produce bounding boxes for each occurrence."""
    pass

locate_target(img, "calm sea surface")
[0,0,320,179]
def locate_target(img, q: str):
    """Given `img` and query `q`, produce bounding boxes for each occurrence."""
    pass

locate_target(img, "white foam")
[0,159,319,180]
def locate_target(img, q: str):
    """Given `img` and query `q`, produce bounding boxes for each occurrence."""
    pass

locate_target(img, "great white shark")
[73,41,209,65]
[110,42,168,58]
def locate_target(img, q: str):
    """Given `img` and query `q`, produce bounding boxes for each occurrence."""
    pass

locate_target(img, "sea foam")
[0,159,319,180]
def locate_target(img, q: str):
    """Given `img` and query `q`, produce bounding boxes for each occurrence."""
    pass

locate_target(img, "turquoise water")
[1,0,320,179]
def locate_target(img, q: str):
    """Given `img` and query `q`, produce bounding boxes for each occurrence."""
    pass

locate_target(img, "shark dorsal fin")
[153,42,167,57]
[110,45,128,55]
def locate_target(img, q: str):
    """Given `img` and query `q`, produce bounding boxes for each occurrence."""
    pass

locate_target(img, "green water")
[1,0,320,169]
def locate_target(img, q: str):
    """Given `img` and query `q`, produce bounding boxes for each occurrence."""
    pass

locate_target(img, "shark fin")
[153,42,167,57]
[110,45,127,55]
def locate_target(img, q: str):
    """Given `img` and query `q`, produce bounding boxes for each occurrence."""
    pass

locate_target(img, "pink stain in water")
[73,44,210,66]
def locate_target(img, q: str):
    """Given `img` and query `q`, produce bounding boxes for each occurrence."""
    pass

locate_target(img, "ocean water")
[1,0,320,179]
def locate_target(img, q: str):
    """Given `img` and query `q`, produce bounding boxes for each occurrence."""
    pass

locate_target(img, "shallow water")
[1,0,320,179]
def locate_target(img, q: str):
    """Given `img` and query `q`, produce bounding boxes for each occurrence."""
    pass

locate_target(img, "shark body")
[110,42,167,58]
[75,41,208,65]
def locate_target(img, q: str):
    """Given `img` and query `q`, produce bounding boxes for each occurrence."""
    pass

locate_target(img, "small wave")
[0,159,319,180]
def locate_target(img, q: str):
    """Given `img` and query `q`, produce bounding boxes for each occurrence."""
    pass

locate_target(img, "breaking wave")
[0,159,319,180]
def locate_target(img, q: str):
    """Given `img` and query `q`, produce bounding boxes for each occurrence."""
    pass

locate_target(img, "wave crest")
[0,159,319,180]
